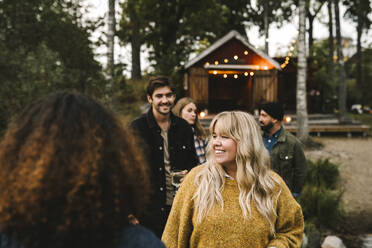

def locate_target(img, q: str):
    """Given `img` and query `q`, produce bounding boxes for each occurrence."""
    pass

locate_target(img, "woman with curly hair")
[172,97,208,164]
[162,111,304,248]
[0,92,165,248]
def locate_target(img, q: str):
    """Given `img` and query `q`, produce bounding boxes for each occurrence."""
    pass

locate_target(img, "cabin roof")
[185,30,281,70]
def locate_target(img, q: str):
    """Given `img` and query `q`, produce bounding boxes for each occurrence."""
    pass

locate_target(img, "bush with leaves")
[299,158,363,248]
[299,158,343,230]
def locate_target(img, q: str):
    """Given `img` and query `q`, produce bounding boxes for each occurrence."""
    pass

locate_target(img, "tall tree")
[306,0,326,52]
[0,0,105,134]
[327,0,335,80]
[344,0,372,104]
[118,0,146,80]
[107,0,116,107]
[334,0,347,122]
[140,0,227,75]
[297,0,310,143]
[251,0,293,54]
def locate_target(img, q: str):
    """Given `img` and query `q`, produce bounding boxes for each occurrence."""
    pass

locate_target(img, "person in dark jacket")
[0,92,165,248]
[258,102,307,197]
[130,76,198,237]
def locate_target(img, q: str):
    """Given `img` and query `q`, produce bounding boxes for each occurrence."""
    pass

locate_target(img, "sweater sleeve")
[161,167,199,248]
[267,175,304,248]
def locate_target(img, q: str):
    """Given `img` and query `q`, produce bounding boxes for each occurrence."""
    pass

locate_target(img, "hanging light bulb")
[250,72,254,76]
[223,74,227,78]
[244,50,248,55]
[205,62,210,66]
[213,70,217,75]
[214,60,219,65]
[244,72,248,76]
[234,55,238,60]
[234,74,238,79]
[224,58,229,63]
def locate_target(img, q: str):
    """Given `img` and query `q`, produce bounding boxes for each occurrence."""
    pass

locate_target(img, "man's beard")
[260,121,274,132]
[155,103,173,115]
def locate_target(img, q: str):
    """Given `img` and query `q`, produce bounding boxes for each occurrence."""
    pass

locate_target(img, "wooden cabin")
[184,30,281,113]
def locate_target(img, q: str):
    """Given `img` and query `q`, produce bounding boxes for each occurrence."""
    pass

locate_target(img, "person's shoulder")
[269,170,287,187]
[172,114,190,126]
[179,165,204,192]
[182,165,204,184]
[0,233,23,248]
[282,128,302,145]
[130,114,147,129]
[117,224,165,248]
[188,164,204,176]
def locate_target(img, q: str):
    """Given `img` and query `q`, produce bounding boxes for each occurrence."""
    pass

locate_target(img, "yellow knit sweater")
[162,165,304,248]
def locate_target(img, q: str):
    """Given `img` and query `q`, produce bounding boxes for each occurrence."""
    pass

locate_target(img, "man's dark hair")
[259,102,284,121]
[146,75,175,98]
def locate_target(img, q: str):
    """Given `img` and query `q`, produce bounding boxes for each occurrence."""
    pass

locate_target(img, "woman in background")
[0,92,165,248]
[162,111,304,248]
[173,97,207,164]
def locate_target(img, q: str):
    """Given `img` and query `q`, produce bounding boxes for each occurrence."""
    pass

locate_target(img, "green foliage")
[0,0,107,135]
[299,158,366,247]
[299,159,343,229]
[346,48,372,106]
[251,0,294,34]
[114,77,148,124]
[117,0,256,79]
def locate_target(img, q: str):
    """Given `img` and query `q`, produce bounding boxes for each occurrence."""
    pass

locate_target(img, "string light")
[224,58,229,63]
[223,74,227,78]
[213,70,217,75]
[280,40,296,69]
[205,62,210,66]
[234,55,238,60]
[214,60,219,65]
[250,72,254,76]
[244,51,249,55]
[234,74,238,79]
[244,72,248,76]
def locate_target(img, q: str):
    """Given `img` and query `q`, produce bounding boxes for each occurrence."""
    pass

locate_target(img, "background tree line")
[1,0,371,138]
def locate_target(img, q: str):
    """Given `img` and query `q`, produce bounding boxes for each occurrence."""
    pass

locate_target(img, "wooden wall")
[188,67,209,105]
[253,70,278,107]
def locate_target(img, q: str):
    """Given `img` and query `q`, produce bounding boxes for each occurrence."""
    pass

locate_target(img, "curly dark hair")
[0,92,150,248]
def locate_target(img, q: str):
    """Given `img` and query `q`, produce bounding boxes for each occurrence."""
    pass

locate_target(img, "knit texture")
[162,165,304,248]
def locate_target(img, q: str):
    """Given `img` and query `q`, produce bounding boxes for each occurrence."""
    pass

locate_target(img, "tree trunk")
[307,1,325,54]
[327,0,334,81]
[128,1,142,80]
[334,0,347,122]
[296,0,310,143]
[307,14,314,52]
[107,0,116,108]
[107,0,115,79]
[356,0,363,103]
[264,1,269,54]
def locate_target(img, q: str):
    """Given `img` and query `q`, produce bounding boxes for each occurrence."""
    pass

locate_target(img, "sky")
[84,0,372,76]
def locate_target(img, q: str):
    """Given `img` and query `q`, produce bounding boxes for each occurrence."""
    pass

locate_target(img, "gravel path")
[305,137,372,223]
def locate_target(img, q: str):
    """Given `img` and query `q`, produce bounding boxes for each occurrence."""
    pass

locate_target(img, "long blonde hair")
[193,111,280,234]
[172,97,206,139]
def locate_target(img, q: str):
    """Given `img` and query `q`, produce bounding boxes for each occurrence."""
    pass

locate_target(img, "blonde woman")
[173,97,207,164]
[162,111,304,248]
